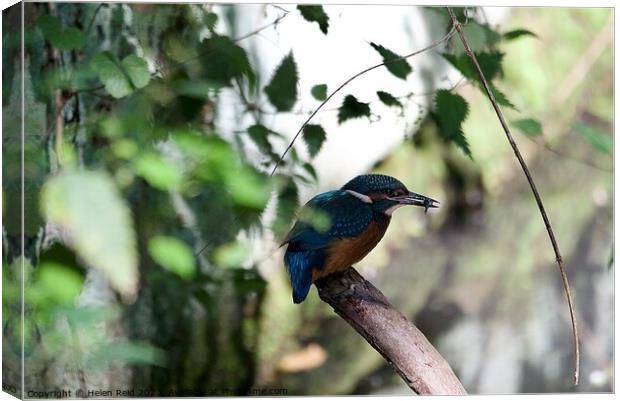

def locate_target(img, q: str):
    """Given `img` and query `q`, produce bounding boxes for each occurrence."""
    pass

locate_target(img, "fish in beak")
[389,191,440,213]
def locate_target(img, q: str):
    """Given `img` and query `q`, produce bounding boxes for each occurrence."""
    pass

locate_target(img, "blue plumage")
[286,191,373,240]
[283,190,372,303]
[284,249,325,303]
[282,174,438,304]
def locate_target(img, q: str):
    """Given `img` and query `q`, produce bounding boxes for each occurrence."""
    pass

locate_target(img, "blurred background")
[2,3,613,396]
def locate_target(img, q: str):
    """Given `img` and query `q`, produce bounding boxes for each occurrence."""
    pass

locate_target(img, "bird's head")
[341,174,439,215]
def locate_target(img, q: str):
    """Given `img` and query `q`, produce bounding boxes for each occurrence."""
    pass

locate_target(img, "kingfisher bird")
[282,174,439,304]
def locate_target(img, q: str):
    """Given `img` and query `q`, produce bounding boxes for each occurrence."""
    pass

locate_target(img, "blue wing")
[283,190,373,303]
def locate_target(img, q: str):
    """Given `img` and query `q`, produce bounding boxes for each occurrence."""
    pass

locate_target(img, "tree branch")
[446,7,580,386]
[315,268,466,395]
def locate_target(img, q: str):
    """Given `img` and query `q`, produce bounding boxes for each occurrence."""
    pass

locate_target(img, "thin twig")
[446,7,580,386]
[234,8,289,42]
[270,25,458,176]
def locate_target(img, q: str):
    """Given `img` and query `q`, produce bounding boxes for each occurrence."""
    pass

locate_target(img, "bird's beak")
[392,191,440,213]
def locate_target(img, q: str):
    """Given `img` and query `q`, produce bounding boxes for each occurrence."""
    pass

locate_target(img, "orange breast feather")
[311,220,389,282]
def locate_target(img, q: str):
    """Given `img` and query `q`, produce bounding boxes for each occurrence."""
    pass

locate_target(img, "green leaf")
[148,236,196,279]
[311,84,327,101]
[377,91,403,108]
[370,42,412,80]
[35,262,84,305]
[40,170,138,301]
[490,84,517,110]
[91,52,133,98]
[302,162,318,181]
[451,21,488,55]
[213,241,250,268]
[442,52,516,110]
[434,89,472,158]
[90,53,150,97]
[337,95,371,124]
[574,123,612,155]
[201,35,255,87]
[133,153,182,191]
[479,23,503,48]
[442,52,475,80]
[56,27,86,51]
[512,118,542,137]
[37,15,85,51]
[121,55,150,89]
[503,29,538,41]
[297,5,329,34]
[204,11,218,32]
[37,15,61,37]
[302,124,327,158]
[264,52,298,111]
[476,51,505,81]
[247,124,273,154]
[225,167,271,210]
[442,51,504,82]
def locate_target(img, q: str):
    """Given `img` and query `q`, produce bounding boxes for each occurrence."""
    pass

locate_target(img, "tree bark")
[315,268,466,395]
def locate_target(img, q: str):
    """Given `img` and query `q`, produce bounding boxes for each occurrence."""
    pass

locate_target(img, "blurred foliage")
[90,52,151,98]
[148,236,196,279]
[512,118,543,137]
[37,14,85,50]
[40,170,138,300]
[574,123,612,155]
[1,3,612,396]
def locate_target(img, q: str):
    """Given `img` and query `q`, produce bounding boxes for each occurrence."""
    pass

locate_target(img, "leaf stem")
[446,7,580,386]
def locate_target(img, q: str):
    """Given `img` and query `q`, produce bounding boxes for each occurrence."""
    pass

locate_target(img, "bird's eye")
[388,190,398,197]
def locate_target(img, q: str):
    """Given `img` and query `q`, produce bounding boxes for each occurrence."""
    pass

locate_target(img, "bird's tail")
[284,248,324,304]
